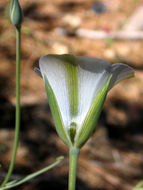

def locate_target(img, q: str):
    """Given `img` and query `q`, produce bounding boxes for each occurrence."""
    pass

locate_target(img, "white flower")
[35,54,134,148]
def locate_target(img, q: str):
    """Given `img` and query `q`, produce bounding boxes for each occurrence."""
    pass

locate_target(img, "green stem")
[0,156,64,190]
[68,147,80,190]
[1,27,21,187]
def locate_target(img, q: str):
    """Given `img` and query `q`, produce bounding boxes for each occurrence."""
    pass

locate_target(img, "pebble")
[62,14,81,28]
[104,49,116,60]
[52,42,69,54]
[91,2,107,14]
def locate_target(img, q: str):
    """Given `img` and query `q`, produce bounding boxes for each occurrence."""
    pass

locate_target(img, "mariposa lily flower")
[35,54,134,149]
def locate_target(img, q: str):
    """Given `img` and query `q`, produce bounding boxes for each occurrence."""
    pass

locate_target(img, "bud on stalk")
[10,0,23,29]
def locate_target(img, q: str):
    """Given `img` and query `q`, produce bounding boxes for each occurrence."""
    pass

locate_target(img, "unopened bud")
[10,0,23,28]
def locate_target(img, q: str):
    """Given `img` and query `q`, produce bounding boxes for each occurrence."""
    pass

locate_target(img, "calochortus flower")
[35,54,134,149]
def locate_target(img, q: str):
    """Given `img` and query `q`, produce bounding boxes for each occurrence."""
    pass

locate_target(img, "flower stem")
[1,27,21,187]
[68,147,80,190]
[0,156,64,190]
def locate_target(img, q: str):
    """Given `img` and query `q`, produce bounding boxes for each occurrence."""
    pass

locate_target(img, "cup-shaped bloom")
[10,0,23,28]
[35,54,134,148]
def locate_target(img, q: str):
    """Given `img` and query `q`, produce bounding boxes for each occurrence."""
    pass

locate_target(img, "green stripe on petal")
[66,61,78,116]
[75,75,112,148]
[44,74,72,147]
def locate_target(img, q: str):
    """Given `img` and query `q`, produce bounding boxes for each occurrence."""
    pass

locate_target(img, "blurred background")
[0,0,143,189]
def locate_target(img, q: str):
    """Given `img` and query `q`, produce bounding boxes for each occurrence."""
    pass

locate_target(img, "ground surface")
[0,0,143,189]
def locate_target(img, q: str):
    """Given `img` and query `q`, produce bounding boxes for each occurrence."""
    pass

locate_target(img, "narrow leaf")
[0,156,64,190]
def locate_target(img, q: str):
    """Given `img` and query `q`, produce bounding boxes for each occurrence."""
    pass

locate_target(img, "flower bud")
[10,0,24,28]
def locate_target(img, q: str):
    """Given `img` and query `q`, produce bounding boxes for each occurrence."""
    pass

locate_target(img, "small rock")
[104,49,116,60]
[52,42,69,54]
[62,14,81,29]
[91,2,107,14]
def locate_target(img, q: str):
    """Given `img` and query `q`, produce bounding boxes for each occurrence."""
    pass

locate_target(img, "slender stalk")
[68,147,80,190]
[1,27,21,187]
[0,156,64,190]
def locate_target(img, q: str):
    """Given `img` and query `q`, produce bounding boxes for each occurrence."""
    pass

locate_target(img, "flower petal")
[40,55,71,128]
[75,75,112,148]
[34,67,42,77]
[109,63,134,89]
[74,56,111,131]
[44,74,72,146]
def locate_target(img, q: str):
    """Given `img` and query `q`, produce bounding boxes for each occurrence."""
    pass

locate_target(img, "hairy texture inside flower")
[35,54,134,148]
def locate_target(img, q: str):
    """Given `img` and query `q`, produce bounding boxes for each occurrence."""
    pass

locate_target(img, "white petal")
[74,56,111,133]
[108,63,134,89]
[40,55,71,127]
